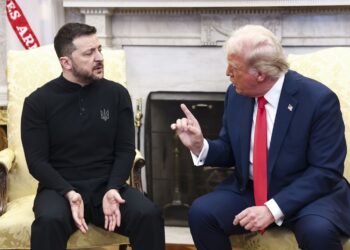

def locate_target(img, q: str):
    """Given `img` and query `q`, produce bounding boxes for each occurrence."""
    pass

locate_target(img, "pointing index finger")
[180,103,196,120]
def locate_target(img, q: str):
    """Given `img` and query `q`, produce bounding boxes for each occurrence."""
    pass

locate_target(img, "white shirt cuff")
[191,140,209,166]
[265,199,284,226]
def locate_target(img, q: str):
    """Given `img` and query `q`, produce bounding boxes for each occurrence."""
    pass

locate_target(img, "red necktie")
[253,96,268,207]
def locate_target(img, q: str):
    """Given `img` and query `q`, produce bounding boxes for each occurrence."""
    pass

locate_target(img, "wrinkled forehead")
[227,53,245,67]
[72,34,101,52]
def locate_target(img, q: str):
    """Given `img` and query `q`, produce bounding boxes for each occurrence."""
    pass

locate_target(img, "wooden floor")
[88,244,196,250]
[160,244,195,250]
[166,244,196,250]
[81,245,194,250]
[90,243,239,250]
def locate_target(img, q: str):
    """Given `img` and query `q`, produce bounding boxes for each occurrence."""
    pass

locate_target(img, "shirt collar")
[260,74,285,109]
[58,74,95,91]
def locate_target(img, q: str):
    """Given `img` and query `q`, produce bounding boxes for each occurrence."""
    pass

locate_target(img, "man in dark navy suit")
[171,25,350,250]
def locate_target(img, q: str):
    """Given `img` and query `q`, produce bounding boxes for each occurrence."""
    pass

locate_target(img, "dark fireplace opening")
[145,91,234,226]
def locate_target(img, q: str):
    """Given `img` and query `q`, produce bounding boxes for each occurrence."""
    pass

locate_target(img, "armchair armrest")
[130,149,145,193]
[0,148,15,215]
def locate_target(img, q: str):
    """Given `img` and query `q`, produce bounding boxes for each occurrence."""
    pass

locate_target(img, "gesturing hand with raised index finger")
[170,103,204,156]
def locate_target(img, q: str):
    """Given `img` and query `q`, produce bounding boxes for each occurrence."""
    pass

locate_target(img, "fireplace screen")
[145,91,234,226]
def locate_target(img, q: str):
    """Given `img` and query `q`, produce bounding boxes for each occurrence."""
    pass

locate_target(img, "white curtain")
[6,0,64,50]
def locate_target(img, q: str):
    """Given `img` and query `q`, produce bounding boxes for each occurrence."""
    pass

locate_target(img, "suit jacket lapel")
[238,97,255,185]
[268,71,299,182]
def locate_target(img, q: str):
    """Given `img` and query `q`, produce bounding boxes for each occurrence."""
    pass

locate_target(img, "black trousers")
[31,186,165,250]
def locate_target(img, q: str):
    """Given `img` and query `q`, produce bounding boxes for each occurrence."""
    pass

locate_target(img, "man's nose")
[95,51,103,61]
[226,67,232,77]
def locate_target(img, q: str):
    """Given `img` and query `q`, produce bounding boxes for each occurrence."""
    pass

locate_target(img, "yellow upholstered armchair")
[0,45,145,249]
[229,47,350,250]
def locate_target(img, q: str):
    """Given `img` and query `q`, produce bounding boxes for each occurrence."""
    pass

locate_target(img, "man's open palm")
[103,189,125,232]
[66,191,88,233]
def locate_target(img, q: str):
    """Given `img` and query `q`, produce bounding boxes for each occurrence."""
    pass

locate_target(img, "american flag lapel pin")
[288,104,293,112]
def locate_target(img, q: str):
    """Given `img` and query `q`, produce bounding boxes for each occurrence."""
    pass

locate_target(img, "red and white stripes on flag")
[6,0,40,49]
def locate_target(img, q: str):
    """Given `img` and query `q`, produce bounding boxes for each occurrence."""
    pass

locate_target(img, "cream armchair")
[0,44,145,249]
[229,47,350,250]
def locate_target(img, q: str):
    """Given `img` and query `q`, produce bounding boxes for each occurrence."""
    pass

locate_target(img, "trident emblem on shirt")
[100,108,110,121]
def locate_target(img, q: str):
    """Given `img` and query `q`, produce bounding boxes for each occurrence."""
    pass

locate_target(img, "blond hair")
[224,25,289,79]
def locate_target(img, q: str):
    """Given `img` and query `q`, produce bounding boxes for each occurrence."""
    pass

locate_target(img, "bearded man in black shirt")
[21,22,165,250]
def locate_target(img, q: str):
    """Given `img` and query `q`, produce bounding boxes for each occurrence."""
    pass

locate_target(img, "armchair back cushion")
[287,47,350,182]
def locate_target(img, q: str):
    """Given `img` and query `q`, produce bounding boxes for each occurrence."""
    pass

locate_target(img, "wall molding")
[64,1,350,48]
[112,7,350,15]
[63,0,350,8]
[80,8,113,15]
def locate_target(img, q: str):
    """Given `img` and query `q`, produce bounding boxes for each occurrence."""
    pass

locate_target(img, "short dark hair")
[54,23,97,58]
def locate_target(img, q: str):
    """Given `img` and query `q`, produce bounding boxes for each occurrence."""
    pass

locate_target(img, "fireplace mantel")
[63,0,350,48]
[63,0,350,8]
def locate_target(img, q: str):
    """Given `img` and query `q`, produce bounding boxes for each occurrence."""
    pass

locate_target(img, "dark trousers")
[31,186,165,250]
[188,189,345,250]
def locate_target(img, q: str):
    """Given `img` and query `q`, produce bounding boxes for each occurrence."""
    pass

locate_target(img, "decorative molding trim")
[201,15,282,46]
[63,0,350,48]
[63,0,350,8]
[65,4,350,15]
[112,6,350,15]
[80,8,113,15]
[80,8,113,47]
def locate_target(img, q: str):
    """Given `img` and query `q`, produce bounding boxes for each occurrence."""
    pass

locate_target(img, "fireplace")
[145,91,234,226]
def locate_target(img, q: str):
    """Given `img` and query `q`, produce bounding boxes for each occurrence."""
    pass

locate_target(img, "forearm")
[274,167,343,218]
[191,139,209,166]
[107,149,135,190]
[28,161,74,195]
[108,90,135,190]
[265,199,284,225]
[205,138,235,167]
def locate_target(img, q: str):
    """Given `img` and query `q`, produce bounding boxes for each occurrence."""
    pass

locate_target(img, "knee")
[136,202,162,223]
[299,219,337,238]
[188,197,212,228]
[294,218,341,249]
[31,213,73,248]
[33,213,71,232]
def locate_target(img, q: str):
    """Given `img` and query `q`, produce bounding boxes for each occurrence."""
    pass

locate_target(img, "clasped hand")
[233,206,274,232]
[66,189,125,233]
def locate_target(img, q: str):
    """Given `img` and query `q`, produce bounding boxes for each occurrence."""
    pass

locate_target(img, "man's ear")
[256,71,266,82]
[59,56,72,70]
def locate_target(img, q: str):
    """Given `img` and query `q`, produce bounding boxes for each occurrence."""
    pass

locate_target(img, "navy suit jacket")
[205,70,350,235]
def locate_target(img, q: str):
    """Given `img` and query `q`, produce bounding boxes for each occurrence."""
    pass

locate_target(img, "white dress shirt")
[191,74,286,226]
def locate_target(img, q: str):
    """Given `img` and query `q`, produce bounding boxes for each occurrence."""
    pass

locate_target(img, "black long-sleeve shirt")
[21,75,135,202]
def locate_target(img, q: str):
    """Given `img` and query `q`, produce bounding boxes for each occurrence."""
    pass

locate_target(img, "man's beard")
[71,62,104,84]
